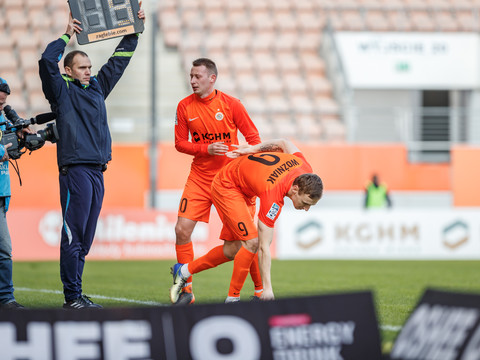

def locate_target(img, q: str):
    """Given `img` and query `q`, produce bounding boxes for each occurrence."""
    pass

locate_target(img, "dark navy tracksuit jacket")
[39,34,138,301]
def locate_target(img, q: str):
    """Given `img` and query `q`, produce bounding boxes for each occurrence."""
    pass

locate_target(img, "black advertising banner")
[68,0,144,45]
[0,292,382,360]
[390,288,480,360]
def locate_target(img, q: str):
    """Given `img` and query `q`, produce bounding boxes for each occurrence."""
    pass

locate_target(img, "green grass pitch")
[11,259,480,352]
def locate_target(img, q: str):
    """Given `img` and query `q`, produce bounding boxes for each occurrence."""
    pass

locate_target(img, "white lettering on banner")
[270,321,355,360]
[1,322,52,360]
[38,212,208,246]
[273,347,343,360]
[55,322,101,360]
[462,324,480,360]
[391,304,479,360]
[0,320,152,360]
[190,316,261,360]
[270,322,355,348]
[335,223,419,243]
[103,321,152,360]
[96,215,176,242]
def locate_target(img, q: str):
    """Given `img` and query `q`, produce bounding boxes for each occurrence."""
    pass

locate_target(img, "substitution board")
[68,0,144,45]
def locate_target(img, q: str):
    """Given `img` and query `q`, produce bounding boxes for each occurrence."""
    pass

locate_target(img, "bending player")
[170,139,323,302]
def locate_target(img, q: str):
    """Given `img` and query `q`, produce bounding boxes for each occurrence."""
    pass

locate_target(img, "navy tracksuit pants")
[59,164,104,301]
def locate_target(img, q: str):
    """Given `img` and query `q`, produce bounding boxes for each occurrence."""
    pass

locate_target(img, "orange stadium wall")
[451,146,480,207]
[8,142,479,208]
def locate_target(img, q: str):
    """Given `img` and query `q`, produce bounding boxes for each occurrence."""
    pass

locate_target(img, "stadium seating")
[2,0,480,142]
[0,0,71,116]
[157,0,480,142]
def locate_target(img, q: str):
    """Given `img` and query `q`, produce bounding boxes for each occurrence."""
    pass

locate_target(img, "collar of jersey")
[197,89,216,103]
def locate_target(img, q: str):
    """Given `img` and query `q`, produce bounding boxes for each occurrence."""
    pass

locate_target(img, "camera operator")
[39,6,145,309]
[0,77,31,309]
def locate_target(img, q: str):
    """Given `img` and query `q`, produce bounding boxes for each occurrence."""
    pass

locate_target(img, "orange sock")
[188,245,230,274]
[249,253,263,297]
[176,242,194,289]
[228,247,255,298]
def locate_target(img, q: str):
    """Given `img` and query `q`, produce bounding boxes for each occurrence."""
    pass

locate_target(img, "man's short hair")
[294,173,323,200]
[64,50,89,69]
[192,58,218,77]
[0,77,10,95]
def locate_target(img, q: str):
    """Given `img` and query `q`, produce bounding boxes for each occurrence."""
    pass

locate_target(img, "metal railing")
[347,106,479,162]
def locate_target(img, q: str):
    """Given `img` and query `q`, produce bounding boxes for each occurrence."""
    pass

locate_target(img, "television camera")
[0,105,58,159]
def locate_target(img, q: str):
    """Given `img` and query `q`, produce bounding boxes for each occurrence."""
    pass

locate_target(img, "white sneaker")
[225,296,240,303]
[169,263,187,303]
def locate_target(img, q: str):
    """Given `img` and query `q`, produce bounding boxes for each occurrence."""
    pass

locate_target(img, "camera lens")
[39,123,59,143]
[3,105,20,123]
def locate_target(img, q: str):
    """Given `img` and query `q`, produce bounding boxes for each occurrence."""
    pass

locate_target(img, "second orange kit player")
[172,58,262,304]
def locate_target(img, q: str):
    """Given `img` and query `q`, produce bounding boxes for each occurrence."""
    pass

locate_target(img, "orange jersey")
[175,90,261,182]
[214,152,313,228]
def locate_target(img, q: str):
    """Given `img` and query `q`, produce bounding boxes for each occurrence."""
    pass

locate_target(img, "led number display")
[68,0,144,45]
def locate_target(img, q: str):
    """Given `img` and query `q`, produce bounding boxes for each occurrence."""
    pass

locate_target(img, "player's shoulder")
[216,90,241,105]
[178,93,196,107]
[291,151,306,162]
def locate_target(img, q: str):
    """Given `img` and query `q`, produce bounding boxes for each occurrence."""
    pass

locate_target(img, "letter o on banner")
[190,315,261,360]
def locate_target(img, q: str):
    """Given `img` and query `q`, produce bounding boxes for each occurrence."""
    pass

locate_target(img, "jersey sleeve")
[258,195,284,228]
[231,99,261,145]
[174,101,209,156]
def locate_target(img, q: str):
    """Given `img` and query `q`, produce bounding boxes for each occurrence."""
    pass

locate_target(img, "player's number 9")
[238,222,248,237]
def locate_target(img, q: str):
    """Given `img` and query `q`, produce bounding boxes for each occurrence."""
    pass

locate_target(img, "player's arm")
[232,100,261,145]
[226,138,300,158]
[257,219,275,300]
[174,104,210,156]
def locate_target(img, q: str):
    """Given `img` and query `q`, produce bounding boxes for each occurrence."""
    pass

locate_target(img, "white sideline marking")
[15,287,404,332]
[16,287,165,306]
[381,325,402,332]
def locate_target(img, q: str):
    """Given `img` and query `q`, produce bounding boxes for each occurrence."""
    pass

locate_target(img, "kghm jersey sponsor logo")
[267,159,300,184]
[192,132,232,143]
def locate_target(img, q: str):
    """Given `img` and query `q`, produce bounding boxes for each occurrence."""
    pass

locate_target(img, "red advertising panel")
[10,208,277,261]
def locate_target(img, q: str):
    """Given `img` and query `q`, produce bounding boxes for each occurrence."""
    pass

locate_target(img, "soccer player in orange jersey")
[170,139,323,303]
[173,58,262,304]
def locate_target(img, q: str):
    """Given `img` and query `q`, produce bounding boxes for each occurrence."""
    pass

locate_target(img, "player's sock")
[228,246,255,298]
[188,245,230,274]
[176,242,194,290]
[249,253,263,297]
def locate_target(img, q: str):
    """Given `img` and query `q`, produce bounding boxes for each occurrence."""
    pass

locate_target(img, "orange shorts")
[177,175,214,223]
[211,177,257,241]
